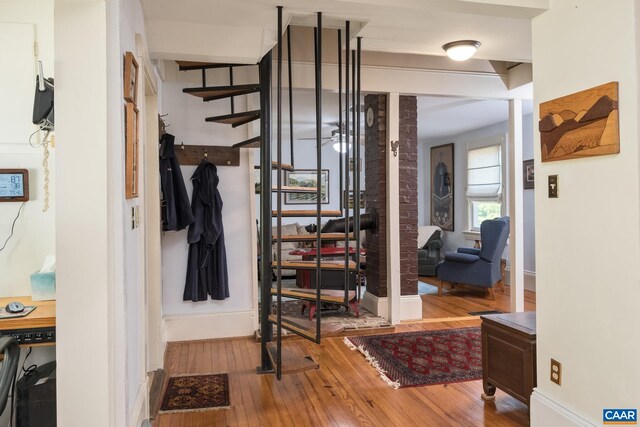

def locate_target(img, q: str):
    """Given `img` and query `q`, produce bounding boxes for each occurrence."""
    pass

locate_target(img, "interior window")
[467,144,502,231]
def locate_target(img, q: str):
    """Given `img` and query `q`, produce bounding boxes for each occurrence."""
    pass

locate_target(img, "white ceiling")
[417,95,533,142]
[142,0,547,64]
[278,89,532,143]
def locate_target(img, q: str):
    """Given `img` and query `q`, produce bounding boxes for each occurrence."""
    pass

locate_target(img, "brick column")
[399,96,418,296]
[364,94,387,298]
[364,94,418,299]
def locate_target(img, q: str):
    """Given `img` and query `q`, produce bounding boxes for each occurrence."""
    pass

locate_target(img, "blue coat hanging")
[183,159,230,301]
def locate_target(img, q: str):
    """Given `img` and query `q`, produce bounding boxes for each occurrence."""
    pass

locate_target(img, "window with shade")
[467,144,503,231]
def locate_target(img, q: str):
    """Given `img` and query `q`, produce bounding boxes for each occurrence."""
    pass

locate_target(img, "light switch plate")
[548,175,558,198]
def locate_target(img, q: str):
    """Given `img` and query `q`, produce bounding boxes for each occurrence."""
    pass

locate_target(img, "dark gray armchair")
[418,227,443,276]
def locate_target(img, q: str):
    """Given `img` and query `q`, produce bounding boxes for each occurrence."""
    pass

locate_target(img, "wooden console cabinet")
[481,311,536,407]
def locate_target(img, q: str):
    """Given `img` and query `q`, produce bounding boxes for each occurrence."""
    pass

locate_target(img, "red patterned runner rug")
[159,373,230,414]
[344,327,482,389]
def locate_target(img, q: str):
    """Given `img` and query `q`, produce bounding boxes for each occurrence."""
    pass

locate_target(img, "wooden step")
[205,110,261,127]
[268,314,344,341]
[271,288,357,304]
[255,161,294,171]
[265,342,319,374]
[271,260,357,271]
[176,61,253,71]
[272,186,317,193]
[273,233,353,242]
[273,210,342,218]
[183,84,260,101]
[234,136,261,148]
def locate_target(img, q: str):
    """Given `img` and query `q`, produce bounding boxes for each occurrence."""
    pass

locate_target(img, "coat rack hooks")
[173,144,239,166]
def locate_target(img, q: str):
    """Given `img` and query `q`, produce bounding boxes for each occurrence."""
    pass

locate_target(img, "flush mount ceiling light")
[442,40,481,61]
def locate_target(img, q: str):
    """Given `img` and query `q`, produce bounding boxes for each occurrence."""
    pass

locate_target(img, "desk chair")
[0,336,19,414]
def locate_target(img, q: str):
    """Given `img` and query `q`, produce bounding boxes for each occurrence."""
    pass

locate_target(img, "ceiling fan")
[297,122,364,148]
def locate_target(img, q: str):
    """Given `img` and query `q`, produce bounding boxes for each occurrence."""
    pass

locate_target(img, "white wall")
[531,1,640,425]
[418,114,536,274]
[160,62,256,332]
[0,1,55,296]
[119,0,150,423]
[264,90,366,228]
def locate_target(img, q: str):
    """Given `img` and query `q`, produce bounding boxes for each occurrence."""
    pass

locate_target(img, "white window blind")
[466,144,502,200]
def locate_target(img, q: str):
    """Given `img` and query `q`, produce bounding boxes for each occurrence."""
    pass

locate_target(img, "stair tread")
[268,314,344,340]
[273,233,354,242]
[205,110,261,127]
[271,288,356,303]
[273,210,342,217]
[183,84,260,100]
[255,161,294,171]
[272,186,318,193]
[234,136,261,148]
[272,260,357,271]
[265,342,319,374]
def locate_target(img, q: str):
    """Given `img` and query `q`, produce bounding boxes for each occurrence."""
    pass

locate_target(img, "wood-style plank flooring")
[156,322,531,426]
[418,278,536,321]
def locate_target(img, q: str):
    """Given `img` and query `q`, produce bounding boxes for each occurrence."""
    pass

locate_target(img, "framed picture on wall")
[125,102,139,199]
[523,159,534,189]
[284,169,329,204]
[430,143,454,231]
[123,52,139,104]
[344,190,365,209]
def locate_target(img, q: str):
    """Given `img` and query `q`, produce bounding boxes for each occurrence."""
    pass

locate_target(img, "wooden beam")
[174,145,240,166]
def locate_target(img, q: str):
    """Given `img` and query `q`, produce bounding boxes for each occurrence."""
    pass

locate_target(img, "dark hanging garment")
[183,160,230,301]
[159,133,195,231]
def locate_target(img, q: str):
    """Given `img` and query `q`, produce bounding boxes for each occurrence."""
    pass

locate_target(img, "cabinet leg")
[481,382,496,401]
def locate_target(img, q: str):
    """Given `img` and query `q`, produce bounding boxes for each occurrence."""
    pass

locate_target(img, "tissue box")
[30,271,56,301]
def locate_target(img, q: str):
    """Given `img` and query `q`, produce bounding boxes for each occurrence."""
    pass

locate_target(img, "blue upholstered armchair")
[436,217,510,298]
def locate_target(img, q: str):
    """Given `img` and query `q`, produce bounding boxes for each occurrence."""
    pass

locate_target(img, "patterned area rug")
[279,300,392,331]
[159,373,230,414]
[345,328,482,389]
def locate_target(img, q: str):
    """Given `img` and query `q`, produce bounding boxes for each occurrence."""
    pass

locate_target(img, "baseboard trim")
[530,389,597,427]
[400,294,422,321]
[163,310,255,342]
[505,268,536,292]
[362,292,389,319]
[129,379,149,427]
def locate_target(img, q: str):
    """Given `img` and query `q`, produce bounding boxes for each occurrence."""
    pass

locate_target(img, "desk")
[481,311,536,407]
[0,296,56,347]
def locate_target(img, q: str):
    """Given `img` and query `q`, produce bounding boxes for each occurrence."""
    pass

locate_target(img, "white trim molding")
[362,292,389,319]
[505,268,536,292]
[400,294,422,321]
[531,389,597,427]
[128,380,149,427]
[163,310,255,342]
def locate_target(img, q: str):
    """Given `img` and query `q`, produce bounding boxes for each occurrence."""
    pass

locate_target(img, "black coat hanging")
[159,133,195,231]
[183,159,230,301]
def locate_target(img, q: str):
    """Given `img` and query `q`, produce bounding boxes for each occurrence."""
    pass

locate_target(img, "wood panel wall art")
[539,82,619,162]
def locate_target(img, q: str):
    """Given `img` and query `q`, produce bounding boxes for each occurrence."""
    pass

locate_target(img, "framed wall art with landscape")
[285,170,329,205]
[539,81,619,162]
[430,143,454,231]
[125,102,139,199]
[123,51,138,104]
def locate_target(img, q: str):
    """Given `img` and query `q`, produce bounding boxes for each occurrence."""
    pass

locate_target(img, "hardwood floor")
[418,277,536,321]
[155,319,530,426]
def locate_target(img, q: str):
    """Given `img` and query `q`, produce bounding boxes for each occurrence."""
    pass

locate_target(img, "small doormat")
[159,373,230,414]
[468,310,503,316]
[345,327,482,389]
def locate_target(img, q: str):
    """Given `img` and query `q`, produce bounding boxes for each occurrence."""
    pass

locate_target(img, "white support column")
[387,93,401,324]
[55,1,121,425]
[508,99,525,312]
